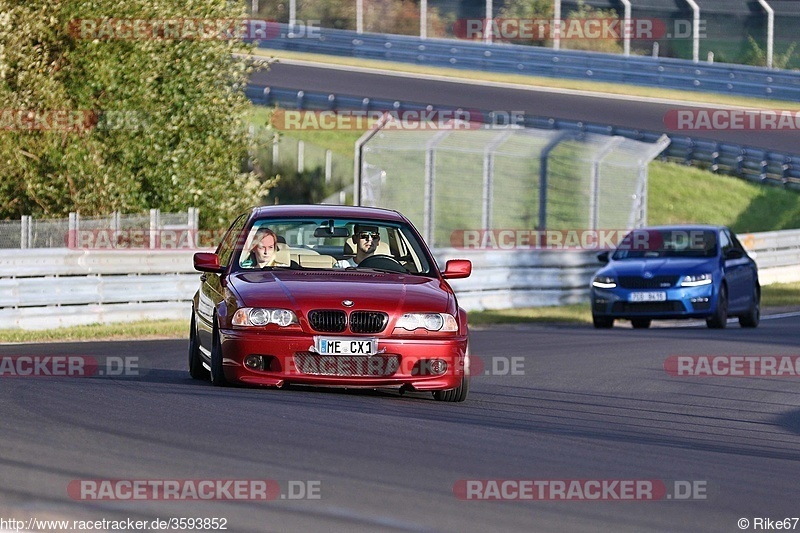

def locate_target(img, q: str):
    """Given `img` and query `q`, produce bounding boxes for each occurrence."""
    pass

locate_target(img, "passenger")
[335,224,381,268]
[242,228,285,268]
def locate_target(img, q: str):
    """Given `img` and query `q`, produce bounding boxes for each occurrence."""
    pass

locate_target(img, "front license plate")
[315,337,377,356]
[629,291,667,302]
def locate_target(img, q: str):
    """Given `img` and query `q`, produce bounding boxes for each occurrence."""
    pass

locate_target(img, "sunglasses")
[358,232,380,240]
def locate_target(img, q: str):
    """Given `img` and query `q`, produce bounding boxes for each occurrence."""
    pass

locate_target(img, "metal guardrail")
[247,85,800,189]
[0,229,796,328]
[259,25,800,101]
[440,231,800,310]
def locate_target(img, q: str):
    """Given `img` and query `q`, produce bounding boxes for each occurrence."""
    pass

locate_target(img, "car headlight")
[232,308,299,327]
[396,313,458,332]
[592,276,617,289]
[681,273,713,287]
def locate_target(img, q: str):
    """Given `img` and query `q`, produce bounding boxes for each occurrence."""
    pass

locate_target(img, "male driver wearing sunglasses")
[335,224,381,268]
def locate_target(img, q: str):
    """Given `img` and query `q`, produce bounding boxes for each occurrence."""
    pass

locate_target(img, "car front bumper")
[217,329,468,390]
[591,284,716,320]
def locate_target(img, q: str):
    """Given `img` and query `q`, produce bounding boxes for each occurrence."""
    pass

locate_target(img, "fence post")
[297,140,305,173]
[149,209,160,249]
[325,150,333,183]
[68,212,78,249]
[20,215,29,249]
[539,132,570,230]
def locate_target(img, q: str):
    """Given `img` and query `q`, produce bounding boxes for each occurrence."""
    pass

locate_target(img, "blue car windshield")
[612,229,717,260]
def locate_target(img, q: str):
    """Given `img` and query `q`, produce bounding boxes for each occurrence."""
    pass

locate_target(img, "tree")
[0,0,271,228]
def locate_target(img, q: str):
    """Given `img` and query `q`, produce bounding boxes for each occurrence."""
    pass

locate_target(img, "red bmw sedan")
[189,205,472,401]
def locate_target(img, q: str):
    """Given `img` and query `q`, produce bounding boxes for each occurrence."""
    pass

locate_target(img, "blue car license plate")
[629,291,667,302]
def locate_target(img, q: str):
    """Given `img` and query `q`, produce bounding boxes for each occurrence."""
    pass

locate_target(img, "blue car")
[590,225,760,329]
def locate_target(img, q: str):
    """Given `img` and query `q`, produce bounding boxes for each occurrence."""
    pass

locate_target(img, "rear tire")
[706,285,728,329]
[739,287,760,328]
[593,316,614,329]
[631,318,652,329]
[209,320,228,386]
[188,312,209,380]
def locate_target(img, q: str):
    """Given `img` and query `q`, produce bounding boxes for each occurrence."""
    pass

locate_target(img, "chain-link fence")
[356,120,669,249]
[254,130,355,204]
[0,209,199,249]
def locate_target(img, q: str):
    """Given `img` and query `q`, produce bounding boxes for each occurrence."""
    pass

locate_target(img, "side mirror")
[194,252,224,273]
[725,249,745,260]
[442,259,472,279]
[597,251,610,264]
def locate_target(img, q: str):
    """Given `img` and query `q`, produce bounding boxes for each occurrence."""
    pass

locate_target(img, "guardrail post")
[296,90,305,110]
[297,140,305,173]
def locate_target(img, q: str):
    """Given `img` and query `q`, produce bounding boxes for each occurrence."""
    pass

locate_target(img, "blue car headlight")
[592,276,617,289]
[681,273,713,287]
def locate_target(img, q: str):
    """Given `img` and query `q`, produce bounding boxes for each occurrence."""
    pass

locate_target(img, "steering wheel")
[357,254,406,273]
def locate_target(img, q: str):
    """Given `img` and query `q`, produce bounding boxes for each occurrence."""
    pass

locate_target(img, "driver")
[335,224,380,268]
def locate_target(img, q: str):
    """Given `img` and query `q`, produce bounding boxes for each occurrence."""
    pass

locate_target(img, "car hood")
[229,270,454,315]
[599,257,718,277]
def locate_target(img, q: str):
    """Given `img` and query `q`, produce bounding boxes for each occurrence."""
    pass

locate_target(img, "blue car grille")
[618,276,678,289]
[612,301,686,314]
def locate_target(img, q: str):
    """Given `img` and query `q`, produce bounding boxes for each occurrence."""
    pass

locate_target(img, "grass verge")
[0,320,188,344]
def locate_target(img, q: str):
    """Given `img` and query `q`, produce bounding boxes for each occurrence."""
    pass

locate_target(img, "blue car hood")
[600,257,718,277]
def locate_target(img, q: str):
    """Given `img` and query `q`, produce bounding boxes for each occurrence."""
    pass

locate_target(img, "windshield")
[232,217,434,276]
[612,229,718,260]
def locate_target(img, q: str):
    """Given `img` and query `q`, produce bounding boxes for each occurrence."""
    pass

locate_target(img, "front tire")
[707,284,728,329]
[433,343,470,402]
[209,320,228,386]
[593,316,614,329]
[739,286,760,328]
[433,375,469,402]
[188,312,209,380]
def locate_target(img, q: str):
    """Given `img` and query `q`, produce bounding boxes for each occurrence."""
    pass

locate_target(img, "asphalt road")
[2,315,799,532]
[251,62,800,154]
